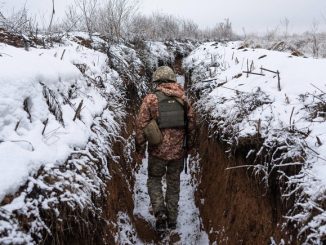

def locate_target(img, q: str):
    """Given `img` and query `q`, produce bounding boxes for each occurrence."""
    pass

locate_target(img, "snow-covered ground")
[0,39,119,201]
[184,41,326,244]
[133,153,209,244]
[0,35,128,243]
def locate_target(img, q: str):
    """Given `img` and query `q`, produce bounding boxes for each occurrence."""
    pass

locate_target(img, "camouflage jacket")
[135,83,195,161]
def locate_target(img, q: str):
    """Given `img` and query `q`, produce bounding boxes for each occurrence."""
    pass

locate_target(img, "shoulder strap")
[155,91,167,102]
[155,91,184,106]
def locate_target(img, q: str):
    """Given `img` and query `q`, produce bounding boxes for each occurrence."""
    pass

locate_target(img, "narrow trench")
[195,126,290,244]
[106,55,291,245]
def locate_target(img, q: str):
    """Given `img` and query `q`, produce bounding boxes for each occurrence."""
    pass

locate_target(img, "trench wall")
[195,125,295,244]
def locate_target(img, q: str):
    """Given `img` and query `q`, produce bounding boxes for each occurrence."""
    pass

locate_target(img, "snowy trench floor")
[131,152,209,244]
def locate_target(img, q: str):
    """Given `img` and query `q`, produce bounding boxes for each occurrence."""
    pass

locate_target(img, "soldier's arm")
[135,95,153,156]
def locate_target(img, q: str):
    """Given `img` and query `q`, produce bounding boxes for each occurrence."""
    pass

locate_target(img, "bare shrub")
[128,12,180,41]
[62,5,82,32]
[128,14,151,40]
[280,17,290,39]
[311,21,320,58]
[265,26,279,42]
[97,0,139,42]
[129,12,216,41]
[180,19,199,40]
[212,18,234,41]
[0,5,36,35]
[74,0,99,39]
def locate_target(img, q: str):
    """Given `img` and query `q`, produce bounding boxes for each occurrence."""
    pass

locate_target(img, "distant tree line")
[0,0,237,42]
[1,0,325,56]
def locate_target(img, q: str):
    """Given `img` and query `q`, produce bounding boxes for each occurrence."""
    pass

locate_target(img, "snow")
[116,212,140,244]
[176,75,185,87]
[184,41,326,243]
[133,152,208,244]
[0,41,113,201]
[0,33,130,243]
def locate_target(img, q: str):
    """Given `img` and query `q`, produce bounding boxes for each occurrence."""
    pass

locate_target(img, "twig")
[73,100,84,121]
[242,71,265,76]
[256,119,261,135]
[289,107,295,131]
[277,70,281,91]
[60,49,66,60]
[303,142,320,155]
[200,78,217,83]
[23,98,32,122]
[220,86,245,93]
[15,120,21,131]
[316,136,322,146]
[60,93,76,110]
[310,83,326,94]
[271,162,304,169]
[260,67,279,74]
[307,92,326,104]
[250,60,254,72]
[4,140,35,151]
[225,165,255,170]
[43,126,61,138]
[42,118,49,135]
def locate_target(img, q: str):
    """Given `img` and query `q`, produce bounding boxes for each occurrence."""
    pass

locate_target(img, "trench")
[105,52,293,244]
[103,54,208,244]
[0,35,297,244]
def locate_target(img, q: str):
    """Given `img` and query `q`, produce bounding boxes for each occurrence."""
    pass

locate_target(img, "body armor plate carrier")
[155,91,185,129]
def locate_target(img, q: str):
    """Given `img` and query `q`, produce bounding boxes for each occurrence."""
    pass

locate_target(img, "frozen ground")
[133,152,209,244]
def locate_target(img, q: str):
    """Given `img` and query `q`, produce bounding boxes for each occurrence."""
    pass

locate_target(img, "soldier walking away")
[135,66,195,232]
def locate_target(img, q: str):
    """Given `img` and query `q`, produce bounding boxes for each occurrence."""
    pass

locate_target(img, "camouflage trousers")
[147,155,183,224]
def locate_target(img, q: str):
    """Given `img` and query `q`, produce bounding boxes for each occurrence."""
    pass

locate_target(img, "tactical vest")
[155,91,185,129]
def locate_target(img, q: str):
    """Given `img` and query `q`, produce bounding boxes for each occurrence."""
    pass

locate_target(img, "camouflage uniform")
[135,67,195,227]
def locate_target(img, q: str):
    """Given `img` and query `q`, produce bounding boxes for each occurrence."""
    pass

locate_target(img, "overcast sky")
[2,0,326,34]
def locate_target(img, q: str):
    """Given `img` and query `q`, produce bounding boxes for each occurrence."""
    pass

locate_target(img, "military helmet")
[152,66,176,83]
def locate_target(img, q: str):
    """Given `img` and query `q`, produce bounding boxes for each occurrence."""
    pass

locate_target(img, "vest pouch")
[143,119,163,146]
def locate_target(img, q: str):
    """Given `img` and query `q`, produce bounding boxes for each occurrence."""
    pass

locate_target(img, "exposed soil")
[195,125,296,244]
[0,28,25,47]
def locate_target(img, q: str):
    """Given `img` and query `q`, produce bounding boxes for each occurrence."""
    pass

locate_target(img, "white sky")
[2,0,326,34]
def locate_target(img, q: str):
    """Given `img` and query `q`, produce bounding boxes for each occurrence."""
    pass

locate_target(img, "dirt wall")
[196,125,296,244]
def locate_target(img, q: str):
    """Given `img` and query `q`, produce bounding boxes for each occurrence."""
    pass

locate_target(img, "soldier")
[135,66,195,231]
